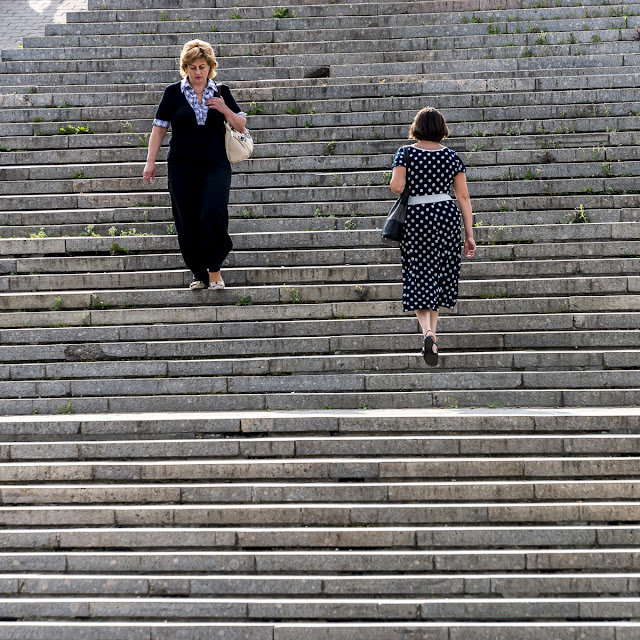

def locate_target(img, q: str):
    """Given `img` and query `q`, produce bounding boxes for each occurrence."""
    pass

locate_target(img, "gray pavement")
[0,0,87,59]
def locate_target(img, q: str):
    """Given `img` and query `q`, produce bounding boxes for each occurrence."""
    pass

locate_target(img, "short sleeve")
[451,150,466,174]
[154,86,173,123]
[220,84,246,117]
[391,147,407,168]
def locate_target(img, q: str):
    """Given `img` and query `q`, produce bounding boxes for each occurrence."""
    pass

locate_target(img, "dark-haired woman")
[390,107,475,366]
[143,39,247,290]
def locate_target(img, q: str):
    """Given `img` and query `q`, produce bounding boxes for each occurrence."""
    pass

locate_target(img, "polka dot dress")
[392,145,466,312]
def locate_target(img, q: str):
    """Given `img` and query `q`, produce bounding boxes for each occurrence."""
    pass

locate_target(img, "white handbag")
[224,121,254,163]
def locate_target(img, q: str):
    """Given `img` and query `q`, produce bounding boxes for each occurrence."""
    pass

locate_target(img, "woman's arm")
[143,126,168,184]
[452,172,476,258]
[389,166,406,195]
[206,95,247,133]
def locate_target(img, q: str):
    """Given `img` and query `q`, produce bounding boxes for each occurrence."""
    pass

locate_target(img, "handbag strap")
[400,146,410,196]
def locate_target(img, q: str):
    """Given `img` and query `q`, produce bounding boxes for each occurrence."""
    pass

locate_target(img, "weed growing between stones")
[601,163,614,177]
[51,296,64,312]
[29,228,51,238]
[568,205,589,223]
[324,140,337,155]
[58,125,93,135]
[121,121,149,147]
[230,11,243,19]
[354,286,368,301]
[285,105,301,115]
[273,7,296,18]
[81,225,100,237]
[442,398,460,409]
[56,401,73,414]
[246,102,266,116]
[159,11,169,21]
[236,290,252,306]
[72,171,86,179]
[89,294,108,310]
[284,286,302,304]
[110,242,130,255]
[166,224,176,235]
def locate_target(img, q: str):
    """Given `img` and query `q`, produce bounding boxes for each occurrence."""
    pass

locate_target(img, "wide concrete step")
[1,159,637,199]
[4,257,640,292]
[2,500,640,527]
[2,595,640,621]
[2,454,640,482]
[1,572,640,597]
[3,61,635,96]
[0,408,636,439]
[2,50,638,89]
[2,202,636,231]
[2,27,630,62]
[41,10,640,38]
[66,1,639,24]
[3,479,640,505]
[0,72,633,109]
[2,240,639,283]
[0,310,635,345]
[7,546,640,571]
[0,220,638,255]
[0,621,631,640]
[4,432,639,460]
[4,386,640,415]
[0,142,637,180]
[4,522,640,549]
[8,39,638,76]
[1,273,638,312]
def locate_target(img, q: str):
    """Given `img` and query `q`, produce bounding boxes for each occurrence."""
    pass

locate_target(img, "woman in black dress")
[143,39,247,290]
[390,107,476,366]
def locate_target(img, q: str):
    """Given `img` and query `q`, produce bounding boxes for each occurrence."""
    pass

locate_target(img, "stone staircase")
[0,0,640,636]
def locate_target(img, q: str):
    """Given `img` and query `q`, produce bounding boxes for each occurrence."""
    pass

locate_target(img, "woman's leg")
[429,309,439,336]
[199,163,233,283]
[415,309,432,336]
[415,308,439,354]
[167,163,208,284]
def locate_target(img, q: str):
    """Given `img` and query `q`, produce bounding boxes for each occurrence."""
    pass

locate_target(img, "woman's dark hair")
[409,107,449,142]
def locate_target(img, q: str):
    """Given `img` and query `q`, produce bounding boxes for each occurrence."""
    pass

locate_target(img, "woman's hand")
[464,235,476,259]
[205,96,229,113]
[143,161,156,185]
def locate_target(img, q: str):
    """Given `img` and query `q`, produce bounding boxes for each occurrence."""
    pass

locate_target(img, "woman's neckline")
[411,144,447,152]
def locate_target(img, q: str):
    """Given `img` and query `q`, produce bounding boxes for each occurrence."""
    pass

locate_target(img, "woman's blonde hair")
[179,40,218,79]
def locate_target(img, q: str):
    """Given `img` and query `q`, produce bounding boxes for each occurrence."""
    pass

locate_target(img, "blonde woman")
[143,40,247,290]
[390,107,475,366]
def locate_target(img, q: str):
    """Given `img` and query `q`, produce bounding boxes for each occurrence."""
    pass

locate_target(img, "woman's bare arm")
[143,126,167,184]
[452,171,476,258]
[389,166,406,195]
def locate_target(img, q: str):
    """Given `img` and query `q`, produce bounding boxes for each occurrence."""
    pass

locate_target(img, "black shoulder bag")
[381,146,409,246]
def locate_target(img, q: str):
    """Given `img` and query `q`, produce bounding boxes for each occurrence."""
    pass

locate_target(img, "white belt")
[407,194,452,206]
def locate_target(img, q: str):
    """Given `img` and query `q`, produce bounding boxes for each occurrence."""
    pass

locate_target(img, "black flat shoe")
[422,332,439,367]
